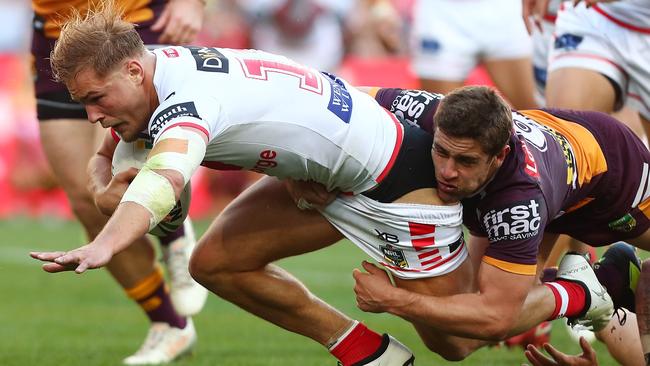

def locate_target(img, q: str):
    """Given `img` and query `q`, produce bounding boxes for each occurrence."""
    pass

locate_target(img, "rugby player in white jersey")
[29,4,615,365]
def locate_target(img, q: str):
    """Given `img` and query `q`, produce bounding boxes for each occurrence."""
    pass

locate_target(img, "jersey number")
[239,59,323,94]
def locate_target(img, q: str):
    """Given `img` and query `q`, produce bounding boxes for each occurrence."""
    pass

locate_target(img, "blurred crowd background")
[0,0,496,221]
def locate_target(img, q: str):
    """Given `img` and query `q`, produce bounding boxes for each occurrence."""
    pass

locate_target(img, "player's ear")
[125,59,145,85]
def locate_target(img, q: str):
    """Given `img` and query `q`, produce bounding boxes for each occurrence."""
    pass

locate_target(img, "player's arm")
[354,238,534,340]
[88,129,136,216]
[367,87,443,134]
[32,125,207,273]
[151,0,205,45]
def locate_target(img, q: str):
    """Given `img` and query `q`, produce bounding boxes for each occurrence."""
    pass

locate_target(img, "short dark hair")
[434,86,512,156]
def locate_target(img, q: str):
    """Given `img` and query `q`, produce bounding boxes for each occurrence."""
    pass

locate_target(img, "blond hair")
[50,1,146,84]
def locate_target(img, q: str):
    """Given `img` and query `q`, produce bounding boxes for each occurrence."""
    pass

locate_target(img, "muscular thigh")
[197,176,343,271]
[39,120,106,193]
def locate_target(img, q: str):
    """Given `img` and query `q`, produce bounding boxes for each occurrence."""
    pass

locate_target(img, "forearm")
[88,154,112,195]
[387,288,518,340]
[94,202,151,255]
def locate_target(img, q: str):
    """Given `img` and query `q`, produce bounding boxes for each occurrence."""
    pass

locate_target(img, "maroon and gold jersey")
[32,0,162,38]
[375,88,650,276]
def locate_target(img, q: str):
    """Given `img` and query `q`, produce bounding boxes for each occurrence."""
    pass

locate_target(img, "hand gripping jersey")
[149,47,403,194]
[375,88,650,276]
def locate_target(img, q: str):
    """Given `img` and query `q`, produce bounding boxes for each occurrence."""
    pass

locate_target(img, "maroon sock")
[125,267,187,329]
[158,224,185,247]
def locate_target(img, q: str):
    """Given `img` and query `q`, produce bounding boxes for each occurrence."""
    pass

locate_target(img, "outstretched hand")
[524,337,598,366]
[353,261,400,313]
[30,242,114,274]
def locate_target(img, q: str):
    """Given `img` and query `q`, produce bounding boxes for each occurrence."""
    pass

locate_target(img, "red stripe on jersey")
[551,53,628,78]
[375,110,404,184]
[408,222,436,236]
[421,254,443,267]
[110,128,120,142]
[593,5,650,34]
[411,237,435,251]
[417,249,440,260]
[159,122,210,140]
[379,262,421,273]
[424,240,465,271]
[201,161,244,171]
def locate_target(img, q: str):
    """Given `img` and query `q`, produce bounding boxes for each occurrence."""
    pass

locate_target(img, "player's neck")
[143,51,160,115]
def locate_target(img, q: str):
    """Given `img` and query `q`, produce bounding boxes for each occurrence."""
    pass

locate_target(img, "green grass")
[0,218,621,365]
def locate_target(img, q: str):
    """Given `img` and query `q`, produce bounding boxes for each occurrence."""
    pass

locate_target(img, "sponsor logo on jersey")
[323,72,352,124]
[420,38,441,53]
[375,229,399,244]
[162,48,179,58]
[554,33,583,51]
[251,150,278,174]
[482,199,542,242]
[150,102,200,139]
[381,244,408,268]
[390,90,442,127]
[188,46,229,73]
[608,213,637,233]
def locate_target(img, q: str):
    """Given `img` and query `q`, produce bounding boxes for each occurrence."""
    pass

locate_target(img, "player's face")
[432,129,508,203]
[68,64,149,142]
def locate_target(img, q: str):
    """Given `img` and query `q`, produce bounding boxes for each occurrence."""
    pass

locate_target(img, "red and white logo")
[162,48,179,58]
[409,222,464,271]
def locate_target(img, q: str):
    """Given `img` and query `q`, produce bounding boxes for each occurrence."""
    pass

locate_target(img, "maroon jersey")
[375,88,650,275]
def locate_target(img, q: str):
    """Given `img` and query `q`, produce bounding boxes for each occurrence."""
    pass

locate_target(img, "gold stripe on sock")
[125,266,165,301]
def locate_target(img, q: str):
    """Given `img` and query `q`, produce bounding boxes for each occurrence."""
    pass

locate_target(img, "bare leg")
[595,310,644,366]
[419,79,464,95]
[483,57,538,110]
[636,259,650,364]
[189,176,350,345]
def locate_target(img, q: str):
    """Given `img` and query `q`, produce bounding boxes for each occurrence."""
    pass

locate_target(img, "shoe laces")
[613,307,627,326]
[134,324,168,355]
[165,241,194,288]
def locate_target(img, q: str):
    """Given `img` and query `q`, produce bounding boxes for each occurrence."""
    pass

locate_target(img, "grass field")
[0,218,621,365]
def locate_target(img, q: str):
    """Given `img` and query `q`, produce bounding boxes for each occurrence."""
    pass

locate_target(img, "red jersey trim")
[110,128,120,143]
[375,110,404,184]
[159,122,210,140]
[551,52,628,79]
[593,5,650,34]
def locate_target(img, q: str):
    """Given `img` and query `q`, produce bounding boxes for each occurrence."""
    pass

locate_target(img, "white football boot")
[557,252,614,332]
[162,218,208,316]
[123,318,196,365]
[346,334,415,366]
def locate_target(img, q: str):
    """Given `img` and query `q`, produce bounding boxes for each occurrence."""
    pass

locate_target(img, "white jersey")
[148,46,403,194]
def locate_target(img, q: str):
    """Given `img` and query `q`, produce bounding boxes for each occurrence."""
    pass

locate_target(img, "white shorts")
[549,2,650,119]
[410,0,532,81]
[321,194,467,279]
[531,19,556,106]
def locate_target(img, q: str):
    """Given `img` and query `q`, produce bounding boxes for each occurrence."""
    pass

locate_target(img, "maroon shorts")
[544,109,650,246]
[31,4,164,120]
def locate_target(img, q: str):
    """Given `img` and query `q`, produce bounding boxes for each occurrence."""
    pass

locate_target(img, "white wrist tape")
[148,126,207,185]
[120,167,177,230]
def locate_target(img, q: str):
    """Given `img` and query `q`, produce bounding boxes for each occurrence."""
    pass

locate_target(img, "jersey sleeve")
[374,88,443,134]
[464,191,548,276]
[147,94,217,143]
